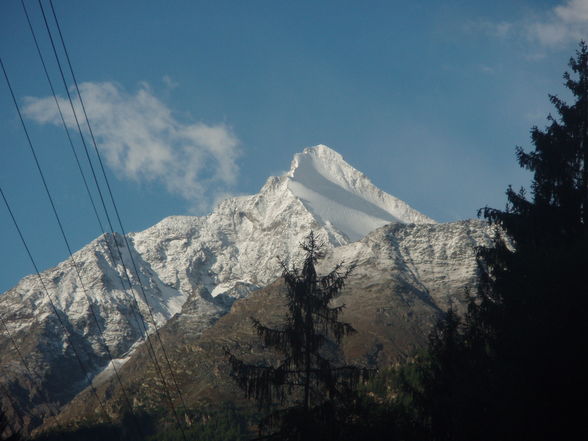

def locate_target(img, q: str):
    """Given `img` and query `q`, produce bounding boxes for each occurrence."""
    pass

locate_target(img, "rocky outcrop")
[41,220,492,431]
[0,145,489,435]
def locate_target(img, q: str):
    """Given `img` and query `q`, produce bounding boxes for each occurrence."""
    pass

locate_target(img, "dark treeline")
[30,403,253,441]
[225,41,588,441]
[8,40,588,441]
[371,41,588,441]
[400,41,588,441]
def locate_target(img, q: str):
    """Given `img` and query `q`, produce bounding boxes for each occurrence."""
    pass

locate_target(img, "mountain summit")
[286,145,434,241]
[1,145,467,434]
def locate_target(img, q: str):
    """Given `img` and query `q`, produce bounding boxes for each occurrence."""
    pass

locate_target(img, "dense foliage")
[32,404,251,441]
[146,404,252,441]
[398,42,588,441]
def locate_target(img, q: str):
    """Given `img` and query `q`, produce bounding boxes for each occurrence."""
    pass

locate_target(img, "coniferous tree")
[403,42,588,441]
[227,232,369,441]
[475,40,588,441]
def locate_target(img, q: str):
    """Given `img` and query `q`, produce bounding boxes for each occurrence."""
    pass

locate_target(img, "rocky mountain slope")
[44,219,492,431]
[0,145,489,434]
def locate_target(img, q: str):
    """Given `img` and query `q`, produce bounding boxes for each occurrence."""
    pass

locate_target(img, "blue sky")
[1,0,587,292]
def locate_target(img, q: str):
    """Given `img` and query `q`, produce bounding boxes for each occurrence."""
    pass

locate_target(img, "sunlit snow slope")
[0,144,440,434]
[286,145,435,241]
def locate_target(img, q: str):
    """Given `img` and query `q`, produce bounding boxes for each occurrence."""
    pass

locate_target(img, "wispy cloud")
[23,81,239,212]
[162,75,179,90]
[479,64,496,74]
[476,0,588,49]
[527,0,588,47]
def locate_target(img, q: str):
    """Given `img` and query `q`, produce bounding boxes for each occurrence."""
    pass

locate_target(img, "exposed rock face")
[44,220,492,430]
[0,145,489,434]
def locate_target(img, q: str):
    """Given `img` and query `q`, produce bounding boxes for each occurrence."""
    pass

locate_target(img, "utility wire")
[0,318,67,441]
[19,0,105,234]
[21,0,145,351]
[34,0,160,361]
[33,0,164,368]
[36,0,184,424]
[0,317,37,400]
[46,0,191,424]
[0,382,29,439]
[0,182,110,424]
[35,2,189,437]
[19,2,149,436]
[1,51,138,436]
[24,1,168,418]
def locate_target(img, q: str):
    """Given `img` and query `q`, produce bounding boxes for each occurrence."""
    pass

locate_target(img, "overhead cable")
[0,180,109,423]
[46,0,191,423]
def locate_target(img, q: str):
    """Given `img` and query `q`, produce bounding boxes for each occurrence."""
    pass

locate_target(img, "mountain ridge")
[43,219,492,432]
[0,145,487,435]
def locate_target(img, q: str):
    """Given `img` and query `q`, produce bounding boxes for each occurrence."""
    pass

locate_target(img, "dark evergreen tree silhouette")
[402,41,588,441]
[476,40,588,441]
[227,232,369,441]
[397,302,494,441]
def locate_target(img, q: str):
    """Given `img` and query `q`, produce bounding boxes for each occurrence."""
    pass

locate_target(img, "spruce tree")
[227,232,369,441]
[404,42,588,441]
[475,41,588,441]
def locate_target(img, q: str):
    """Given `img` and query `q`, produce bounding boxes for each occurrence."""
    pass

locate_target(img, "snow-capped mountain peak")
[284,144,435,241]
[0,144,489,435]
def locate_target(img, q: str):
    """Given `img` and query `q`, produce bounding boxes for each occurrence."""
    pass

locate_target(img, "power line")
[0,315,50,411]
[30,2,189,437]
[0,315,65,440]
[1,50,139,435]
[0,182,110,424]
[21,0,150,387]
[34,0,159,359]
[0,381,29,439]
[19,0,105,235]
[46,0,191,426]
[21,2,170,422]
[36,0,185,423]
[18,2,153,436]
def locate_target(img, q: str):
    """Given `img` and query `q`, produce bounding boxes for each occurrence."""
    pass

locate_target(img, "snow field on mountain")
[0,144,444,417]
[286,145,435,241]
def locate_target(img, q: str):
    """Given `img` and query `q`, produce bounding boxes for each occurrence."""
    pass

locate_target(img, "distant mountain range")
[0,145,492,435]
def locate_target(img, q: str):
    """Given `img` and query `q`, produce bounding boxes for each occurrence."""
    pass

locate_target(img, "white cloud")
[22,81,239,212]
[526,0,588,47]
[477,0,588,49]
[555,0,588,24]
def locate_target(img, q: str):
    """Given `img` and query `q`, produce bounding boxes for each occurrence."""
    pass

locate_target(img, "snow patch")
[92,356,132,385]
